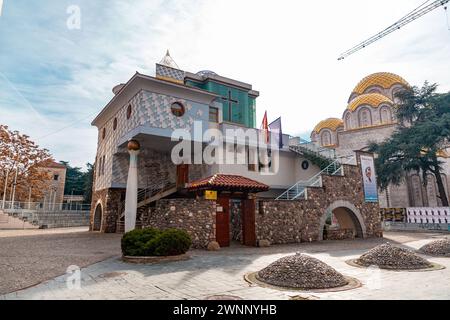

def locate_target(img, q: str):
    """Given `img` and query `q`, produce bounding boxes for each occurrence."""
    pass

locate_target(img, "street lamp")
[1,169,9,210]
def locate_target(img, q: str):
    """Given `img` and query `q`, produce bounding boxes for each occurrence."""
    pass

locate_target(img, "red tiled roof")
[188,174,269,192]
[38,161,66,169]
[47,161,67,169]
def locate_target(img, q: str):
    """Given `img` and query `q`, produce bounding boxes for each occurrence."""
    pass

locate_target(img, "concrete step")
[0,212,39,230]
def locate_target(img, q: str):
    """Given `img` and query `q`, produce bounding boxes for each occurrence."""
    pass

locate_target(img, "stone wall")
[256,163,383,244]
[111,149,177,190]
[230,200,242,243]
[141,198,216,249]
[255,201,304,244]
[90,188,125,233]
[325,229,355,241]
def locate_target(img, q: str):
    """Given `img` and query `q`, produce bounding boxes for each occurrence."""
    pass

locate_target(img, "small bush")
[121,228,192,257]
[152,229,192,256]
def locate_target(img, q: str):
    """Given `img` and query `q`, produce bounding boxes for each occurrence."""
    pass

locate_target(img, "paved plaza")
[0,229,449,300]
[0,227,121,295]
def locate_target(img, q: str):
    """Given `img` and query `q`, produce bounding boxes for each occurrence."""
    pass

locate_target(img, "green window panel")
[185,79,257,128]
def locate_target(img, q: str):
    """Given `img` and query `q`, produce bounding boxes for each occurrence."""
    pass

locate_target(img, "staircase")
[116,183,178,233]
[137,184,178,208]
[289,142,337,170]
[276,156,355,201]
[276,159,345,201]
[0,210,38,230]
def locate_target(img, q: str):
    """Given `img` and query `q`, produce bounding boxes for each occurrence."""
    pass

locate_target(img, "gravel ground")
[256,253,348,290]
[355,243,432,270]
[419,238,450,256]
[0,228,121,295]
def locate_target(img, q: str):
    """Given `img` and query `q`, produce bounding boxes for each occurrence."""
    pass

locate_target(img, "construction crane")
[338,0,450,61]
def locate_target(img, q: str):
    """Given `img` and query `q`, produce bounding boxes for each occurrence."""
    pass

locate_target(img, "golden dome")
[347,93,393,112]
[351,72,409,96]
[313,118,344,133]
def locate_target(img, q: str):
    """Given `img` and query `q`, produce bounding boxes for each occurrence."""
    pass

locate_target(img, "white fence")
[384,221,450,233]
[406,207,450,224]
[1,201,90,212]
[0,201,91,229]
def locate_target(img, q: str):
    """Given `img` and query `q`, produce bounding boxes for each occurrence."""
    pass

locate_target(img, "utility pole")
[10,167,18,209]
[2,169,9,210]
[28,186,32,209]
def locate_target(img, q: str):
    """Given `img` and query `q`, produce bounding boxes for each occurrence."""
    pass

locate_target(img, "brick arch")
[318,200,367,241]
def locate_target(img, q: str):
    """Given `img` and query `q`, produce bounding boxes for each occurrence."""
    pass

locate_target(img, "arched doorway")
[93,203,103,232]
[319,201,366,241]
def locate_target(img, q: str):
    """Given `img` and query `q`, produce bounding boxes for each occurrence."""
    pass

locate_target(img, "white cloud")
[1,0,449,168]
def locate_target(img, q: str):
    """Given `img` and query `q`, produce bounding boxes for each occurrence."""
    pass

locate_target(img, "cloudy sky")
[1,0,449,169]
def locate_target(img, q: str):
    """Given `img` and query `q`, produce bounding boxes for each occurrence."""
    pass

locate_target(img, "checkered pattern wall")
[156,64,185,82]
[94,89,209,191]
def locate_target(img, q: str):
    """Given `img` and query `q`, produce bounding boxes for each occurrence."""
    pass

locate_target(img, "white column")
[124,140,140,233]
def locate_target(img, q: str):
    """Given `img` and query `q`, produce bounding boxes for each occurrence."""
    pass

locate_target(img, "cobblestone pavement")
[0,228,122,295]
[1,231,449,300]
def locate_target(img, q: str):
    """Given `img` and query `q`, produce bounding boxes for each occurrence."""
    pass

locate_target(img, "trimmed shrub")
[121,228,160,257]
[121,228,192,257]
[152,229,192,256]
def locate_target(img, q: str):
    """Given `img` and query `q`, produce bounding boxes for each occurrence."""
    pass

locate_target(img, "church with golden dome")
[311,72,450,209]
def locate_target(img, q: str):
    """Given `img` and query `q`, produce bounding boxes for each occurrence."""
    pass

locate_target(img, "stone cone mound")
[356,243,432,270]
[420,239,450,257]
[256,254,348,290]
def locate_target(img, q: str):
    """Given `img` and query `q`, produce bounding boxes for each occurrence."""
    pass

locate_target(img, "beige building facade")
[38,161,67,206]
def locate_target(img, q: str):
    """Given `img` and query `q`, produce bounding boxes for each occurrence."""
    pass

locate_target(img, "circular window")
[113,118,118,131]
[171,102,185,117]
[102,128,106,140]
[126,105,132,120]
[301,160,309,170]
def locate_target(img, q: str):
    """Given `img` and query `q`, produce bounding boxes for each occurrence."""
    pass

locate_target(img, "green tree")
[59,161,94,204]
[369,82,450,207]
[60,161,85,196]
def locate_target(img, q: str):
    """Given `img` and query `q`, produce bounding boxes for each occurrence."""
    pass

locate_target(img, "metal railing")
[1,208,91,229]
[276,156,355,201]
[1,201,91,212]
[119,183,178,219]
[137,183,176,204]
[289,137,337,160]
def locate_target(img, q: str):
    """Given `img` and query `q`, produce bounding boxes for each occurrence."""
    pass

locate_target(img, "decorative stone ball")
[207,241,221,251]
[127,140,140,151]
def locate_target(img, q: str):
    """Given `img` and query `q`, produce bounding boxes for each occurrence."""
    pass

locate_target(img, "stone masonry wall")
[90,188,125,233]
[141,199,216,249]
[256,163,382,244]
[112,149,177,190]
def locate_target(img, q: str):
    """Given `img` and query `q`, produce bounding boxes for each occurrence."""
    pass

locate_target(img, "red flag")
[260,111,269,143]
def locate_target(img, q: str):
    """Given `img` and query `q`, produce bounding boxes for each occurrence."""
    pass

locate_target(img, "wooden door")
[176,164,189,188]
[242,199,256,247]
[216,196,230,247]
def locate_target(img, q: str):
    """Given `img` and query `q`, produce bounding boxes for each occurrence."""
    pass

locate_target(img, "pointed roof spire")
[159,49,180,69]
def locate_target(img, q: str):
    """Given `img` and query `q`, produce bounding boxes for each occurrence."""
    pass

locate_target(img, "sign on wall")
[360,155,378,203]
[205,190,218,200]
